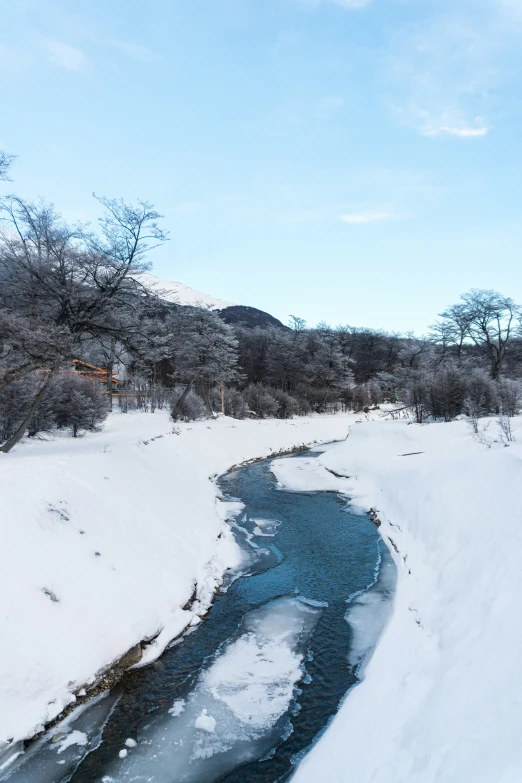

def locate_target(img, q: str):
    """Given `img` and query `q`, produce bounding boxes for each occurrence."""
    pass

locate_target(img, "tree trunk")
[0,369,57,454]
[491,350,503,381]
[171,378,195,420]
[106,337,116,409]
[203,385,214,416]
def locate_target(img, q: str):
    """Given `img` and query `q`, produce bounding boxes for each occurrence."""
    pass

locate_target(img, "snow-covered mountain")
[140,273,286,329]
[139,273,234,311]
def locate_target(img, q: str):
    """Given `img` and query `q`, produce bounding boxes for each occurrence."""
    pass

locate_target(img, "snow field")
[0,410,352,748]
[273,416,522,783]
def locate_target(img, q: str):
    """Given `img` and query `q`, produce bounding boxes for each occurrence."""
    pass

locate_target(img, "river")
[2,445,395,783]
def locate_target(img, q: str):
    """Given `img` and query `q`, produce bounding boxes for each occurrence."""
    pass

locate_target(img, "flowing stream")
[2,446,395,783]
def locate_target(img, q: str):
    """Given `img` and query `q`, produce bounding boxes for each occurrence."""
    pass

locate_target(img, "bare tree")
[0,151,15,182]
[439,290,520,379]
[0,194,167,450]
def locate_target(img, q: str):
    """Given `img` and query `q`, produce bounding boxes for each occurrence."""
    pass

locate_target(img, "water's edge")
[1,445,396,783]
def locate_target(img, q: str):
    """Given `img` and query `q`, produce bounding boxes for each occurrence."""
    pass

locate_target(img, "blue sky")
[1,0,522,333]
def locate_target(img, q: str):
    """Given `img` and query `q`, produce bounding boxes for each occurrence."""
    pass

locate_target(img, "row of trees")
[1,150,521,449]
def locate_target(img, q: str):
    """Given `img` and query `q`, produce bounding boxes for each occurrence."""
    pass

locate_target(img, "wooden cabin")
[71,359,122,390]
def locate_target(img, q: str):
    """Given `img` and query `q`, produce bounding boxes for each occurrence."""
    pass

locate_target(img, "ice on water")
[0,692,119,783]
[224,520,282,585]
[251,518,281,537]
[101,596,322,783]
[345,549,396,674]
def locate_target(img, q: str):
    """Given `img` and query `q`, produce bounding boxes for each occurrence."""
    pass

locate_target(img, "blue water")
[4,449,395,783]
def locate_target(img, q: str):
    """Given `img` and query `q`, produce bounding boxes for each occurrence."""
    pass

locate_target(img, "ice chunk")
[118,749,127,759]
[124,738,137,748]
[251,518,281,537]
[55,730,87,754]
[0,692,119,782]
[98,596,322,783]
[195,710,216,733]
[223,522,283,588]
[169,699,186,717]
[346,547,396,674]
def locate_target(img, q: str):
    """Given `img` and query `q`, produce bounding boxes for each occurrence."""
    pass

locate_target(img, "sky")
[1,0,522,334]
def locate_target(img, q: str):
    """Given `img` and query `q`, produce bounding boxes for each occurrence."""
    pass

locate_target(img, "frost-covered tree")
[0,151,15,182]
[306,325,354,411]
[438,290,520,379]
[265,327,307,393]
[167,307,239,419]
[0,193,166,450]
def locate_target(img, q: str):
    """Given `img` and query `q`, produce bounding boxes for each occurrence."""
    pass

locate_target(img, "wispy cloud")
[431,125,489,138]
[416,112,490,138]
[299,0,372,10]
[330,0,371,7]
[383,1,518,139]
[340,211,396,224]
[43,39,86,71]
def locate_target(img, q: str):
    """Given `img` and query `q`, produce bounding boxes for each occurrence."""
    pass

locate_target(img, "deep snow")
[0,410,351,751]
[4,408,520,783]
[273,416,522,783]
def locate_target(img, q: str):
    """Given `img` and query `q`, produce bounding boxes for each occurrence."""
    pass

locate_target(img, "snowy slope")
[273,416,522,783]
[0,411,351,747]
[138,273,234,310]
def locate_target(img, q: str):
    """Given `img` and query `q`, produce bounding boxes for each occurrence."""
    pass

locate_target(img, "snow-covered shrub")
[374,372,402,404]
[269,388,300,419]
[243,385,280,419]
[53,374,110,437]
[465,368,497,414]
[405,374,430,423]
[352,384,372,412]
[429,365,468,422]
[498,379,522,418]
[220,388,249,419]
[150,385,171,413]
[0,372,109,443]
[368,381,382,406]
[170,387,207,422]
[117,394,137,413]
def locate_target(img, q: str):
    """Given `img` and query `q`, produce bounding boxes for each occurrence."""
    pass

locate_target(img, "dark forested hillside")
[219,305,286,330]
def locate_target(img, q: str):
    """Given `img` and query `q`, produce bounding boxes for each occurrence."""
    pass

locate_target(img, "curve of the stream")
[2,446,396,783]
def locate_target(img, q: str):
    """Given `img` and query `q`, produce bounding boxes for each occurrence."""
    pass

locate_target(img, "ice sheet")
[100,596,322,783]
[1,692,119,782]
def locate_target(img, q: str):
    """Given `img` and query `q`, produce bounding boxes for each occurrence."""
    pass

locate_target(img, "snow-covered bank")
[275,416,522,783]
[0,411,352,748]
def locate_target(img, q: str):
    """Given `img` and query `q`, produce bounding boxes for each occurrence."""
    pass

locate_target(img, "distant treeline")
[1,150,521,450]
